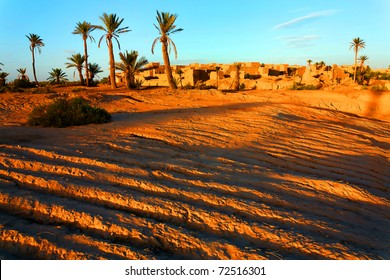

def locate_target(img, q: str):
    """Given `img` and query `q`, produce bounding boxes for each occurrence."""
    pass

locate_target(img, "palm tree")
[95,13,130,89]
[88,63,103,84]
[47,68,68,84]
[358,55,369,70]
[175,69,184,88]
[115,50,148,89]
[0,72,9,87]
[350,37,366,83]
[233,63,242,91]
[0,62,3,71]
[66,53,85,85]
[73,21,95,87]
[17,68,29,80]
[215,66,221,88]
[151,11,183,89]
[306,59,312,76]
[26,33,44,83]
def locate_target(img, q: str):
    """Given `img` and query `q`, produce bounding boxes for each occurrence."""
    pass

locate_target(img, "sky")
[1,0,389,81]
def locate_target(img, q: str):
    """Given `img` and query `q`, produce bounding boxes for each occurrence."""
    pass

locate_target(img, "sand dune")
[0,87,389,259]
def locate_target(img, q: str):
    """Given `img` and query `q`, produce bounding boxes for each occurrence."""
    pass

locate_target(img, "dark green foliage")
[0,85,24,93]
[100,77,110,84]
[27,97,111,127]
[13,78,35,88]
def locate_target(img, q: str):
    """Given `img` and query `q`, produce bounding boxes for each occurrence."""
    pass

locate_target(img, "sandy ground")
[0,85,389,259]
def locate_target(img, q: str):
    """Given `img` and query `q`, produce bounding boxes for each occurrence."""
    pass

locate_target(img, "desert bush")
[194,81,216,90]
[0,85,24,93]
[130,78,144,89]
[371,85,388,91]
[72,87,85,93]
[100,77,110,85]
[27,97,111,127]
[290,83,320,90]
[183,83,194,89]
[31,86,57,94]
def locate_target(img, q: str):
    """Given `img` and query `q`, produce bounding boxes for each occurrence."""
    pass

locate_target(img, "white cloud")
[278,35,321,48]
[273,10,338,30]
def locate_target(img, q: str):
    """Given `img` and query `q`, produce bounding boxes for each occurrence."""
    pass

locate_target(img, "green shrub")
[27,97,111,127]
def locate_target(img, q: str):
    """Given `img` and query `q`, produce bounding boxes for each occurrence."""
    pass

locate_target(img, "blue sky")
[1,0,389,81]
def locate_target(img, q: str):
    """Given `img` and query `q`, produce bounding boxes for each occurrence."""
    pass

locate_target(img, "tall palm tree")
[88,63,103,84]
[115,50,148,89]
[73,21,95,87]
[66,53,86,85]
[26,33,44,83]
[17,68,29,80]
[151,11,183,89]
[47,68,68,84]
[350,37,366,83]
[95,13,130,89]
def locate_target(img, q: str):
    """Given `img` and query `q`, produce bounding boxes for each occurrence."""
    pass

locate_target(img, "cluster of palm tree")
[20,11,182,90]
[306,37,368,84]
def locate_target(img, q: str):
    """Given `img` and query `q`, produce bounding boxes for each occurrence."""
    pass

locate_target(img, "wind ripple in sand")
[0,89,389,259]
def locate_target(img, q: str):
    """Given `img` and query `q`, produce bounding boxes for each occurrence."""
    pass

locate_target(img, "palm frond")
[168,38,178,59]
[151,37,160,54]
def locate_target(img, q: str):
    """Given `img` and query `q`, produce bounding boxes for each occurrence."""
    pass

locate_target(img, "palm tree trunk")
[83,38,90,87]
[108,39,117,89]
[31,49,38,84]
[162,40,177,89]
[78,68,84,85]
[353,49,358,83]
[125,72,132,89]
[234,69,240,91]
